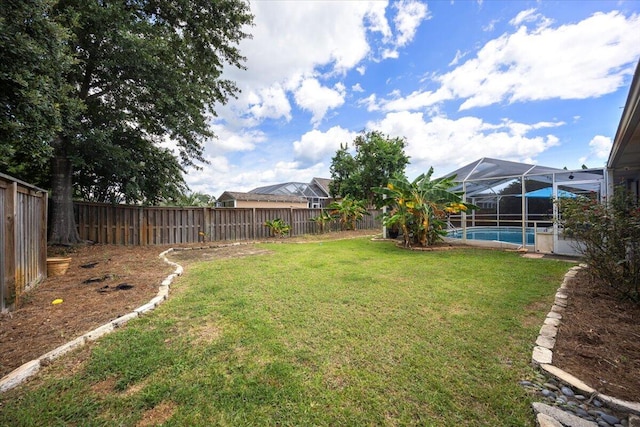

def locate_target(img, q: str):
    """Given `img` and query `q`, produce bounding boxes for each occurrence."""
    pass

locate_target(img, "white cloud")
[205,124,267,153]
[227,1,391,88]
[359,93,380,111]
[448,49,467,66]
[379,87,452,111]
[185,154,331,198]
[382,49,400,59]
[183,155,234,196]
[247,84,292,122]
[219,1,432,129]
[579,135,613,165]
[509,8,538,26]
[589,135,612,159]
[183,4,635,198]
[368,111,562,175]
[293,126,358,166]
[294,78,346,126]
[393,0,430,47]
[452,11,640,109]
[376,11,640,112]
[509,8,554,31]
[483,18,500,32]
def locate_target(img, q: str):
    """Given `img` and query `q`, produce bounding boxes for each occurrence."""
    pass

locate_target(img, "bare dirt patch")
[169,244,273,266]
[136,400,177,427]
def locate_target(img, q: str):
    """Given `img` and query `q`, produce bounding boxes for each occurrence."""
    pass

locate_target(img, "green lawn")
[0,238,572,426]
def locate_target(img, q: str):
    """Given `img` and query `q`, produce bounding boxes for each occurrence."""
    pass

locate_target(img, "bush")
[558,188,640,303]
[264,218,291,237]
[310,210,334,234]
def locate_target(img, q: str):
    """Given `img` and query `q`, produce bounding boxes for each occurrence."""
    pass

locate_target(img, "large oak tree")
[1,0,78,185]
[1,0,253,244]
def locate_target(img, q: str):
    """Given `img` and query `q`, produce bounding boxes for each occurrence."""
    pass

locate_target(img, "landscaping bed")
[552,270,640,402]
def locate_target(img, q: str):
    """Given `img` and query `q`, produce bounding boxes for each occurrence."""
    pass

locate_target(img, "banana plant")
[264,218,291,237]
[310,209,335,234]
[327,196,369,231]
[375,168,476,247]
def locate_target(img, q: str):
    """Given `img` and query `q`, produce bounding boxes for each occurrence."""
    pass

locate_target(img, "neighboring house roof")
[608,59,640,182]
[311,177,332,197]
[218,191,307,204]
[249,180,331,199]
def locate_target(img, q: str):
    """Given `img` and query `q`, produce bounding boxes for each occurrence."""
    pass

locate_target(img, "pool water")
[446,226,535,245]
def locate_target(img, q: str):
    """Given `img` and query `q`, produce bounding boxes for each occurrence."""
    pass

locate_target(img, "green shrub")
[310,210,334,233]
[264,218,291,237]
[327,196,368,231]
[558,187,640,303]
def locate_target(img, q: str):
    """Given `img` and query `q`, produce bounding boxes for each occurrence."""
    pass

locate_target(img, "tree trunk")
[49,152,81,245]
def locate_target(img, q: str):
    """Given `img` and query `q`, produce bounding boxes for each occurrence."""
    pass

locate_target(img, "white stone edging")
[0,248,183,394]
[531,263,640,417]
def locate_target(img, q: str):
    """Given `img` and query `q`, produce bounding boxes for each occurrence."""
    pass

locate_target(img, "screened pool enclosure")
[442,158,609,255]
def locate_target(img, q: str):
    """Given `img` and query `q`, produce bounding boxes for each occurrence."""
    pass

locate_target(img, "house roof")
[218,191,307,204]
[249,181,330,199]
[311,177,332,196]
[608,59,640,182]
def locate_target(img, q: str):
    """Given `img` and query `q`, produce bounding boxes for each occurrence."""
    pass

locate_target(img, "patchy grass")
[0,239,571,426]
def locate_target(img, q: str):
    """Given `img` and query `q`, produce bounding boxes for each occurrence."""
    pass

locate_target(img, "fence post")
[138,207,145,246]
[203,207,210,243]
[3,182,17,310]
[251,208,257,239]
[289,208,294,237]
[39,191,48,275]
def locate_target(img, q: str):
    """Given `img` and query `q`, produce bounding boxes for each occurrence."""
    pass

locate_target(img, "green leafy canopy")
[2,0,253,203]
[329,130,409,207]
[2,0,254,243]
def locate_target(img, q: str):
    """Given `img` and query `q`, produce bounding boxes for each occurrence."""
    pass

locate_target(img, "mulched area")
[552,270,640,402]
[0,245,173,378]
[1,233,638,404]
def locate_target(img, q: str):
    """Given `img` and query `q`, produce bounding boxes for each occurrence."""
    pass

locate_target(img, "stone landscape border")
[531,264,640,426]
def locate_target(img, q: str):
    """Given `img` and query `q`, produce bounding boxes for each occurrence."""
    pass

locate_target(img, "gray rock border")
[0,248,183,394]
[531,264,640,423]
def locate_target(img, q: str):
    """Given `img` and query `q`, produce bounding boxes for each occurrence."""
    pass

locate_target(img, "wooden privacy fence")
[1,173,48,312]
[75,202,382,245]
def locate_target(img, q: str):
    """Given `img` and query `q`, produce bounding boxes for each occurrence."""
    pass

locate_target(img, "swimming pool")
[446,226,535,245]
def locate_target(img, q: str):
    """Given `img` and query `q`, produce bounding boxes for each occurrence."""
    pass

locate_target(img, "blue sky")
[177,0,640,198]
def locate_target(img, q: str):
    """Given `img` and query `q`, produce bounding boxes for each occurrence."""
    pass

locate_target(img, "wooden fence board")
[74,202,382,246]
[0,174,47,312]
